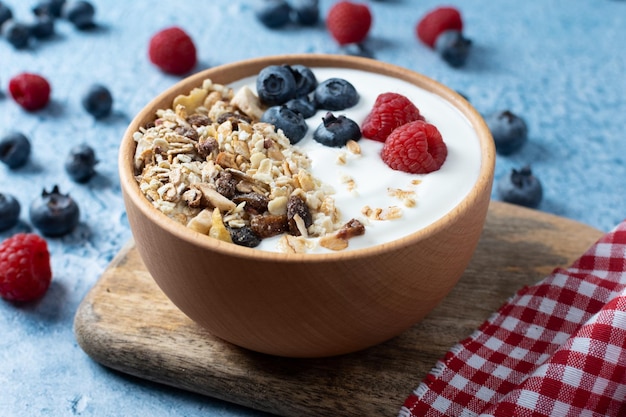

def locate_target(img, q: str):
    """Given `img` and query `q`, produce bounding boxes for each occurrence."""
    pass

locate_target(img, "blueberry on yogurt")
[313,112,361,147]
[256,65,297,106]
[314,78,359,111]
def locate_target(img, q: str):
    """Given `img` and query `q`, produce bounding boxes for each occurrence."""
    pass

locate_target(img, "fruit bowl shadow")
[118,54,495,358]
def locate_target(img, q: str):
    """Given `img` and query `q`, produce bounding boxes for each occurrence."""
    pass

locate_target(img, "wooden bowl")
[119,54,495,358]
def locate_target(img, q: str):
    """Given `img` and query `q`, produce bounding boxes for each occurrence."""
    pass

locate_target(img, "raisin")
[215,171,238,199]
[250,214,288,238]
[197,137,218,158]
[175,126,199,141]
[187,114,212,127]
[336,218,365,240]
[287,195,312,236]
[229,226,262,248]
[233,192,269,214]
[217,112,252,129]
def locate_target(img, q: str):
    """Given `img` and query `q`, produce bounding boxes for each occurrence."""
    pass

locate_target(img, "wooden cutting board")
[73,201,604,417]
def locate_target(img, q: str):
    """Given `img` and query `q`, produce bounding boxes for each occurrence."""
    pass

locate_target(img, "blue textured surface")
[1,1,625,415]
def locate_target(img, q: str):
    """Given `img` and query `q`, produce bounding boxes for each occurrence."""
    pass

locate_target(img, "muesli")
[132,79,362,253]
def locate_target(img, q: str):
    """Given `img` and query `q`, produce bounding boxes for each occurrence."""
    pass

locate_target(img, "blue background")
[1,1,625,415]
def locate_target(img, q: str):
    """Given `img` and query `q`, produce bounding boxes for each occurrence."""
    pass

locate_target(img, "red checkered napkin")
[399,220,626,417]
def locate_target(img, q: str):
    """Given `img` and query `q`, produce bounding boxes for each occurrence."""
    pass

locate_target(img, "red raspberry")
[381,120,447,174]
[416,6,463,48]
[148,26,197,75]
[0,233,52,302]
[326,1,372,45]
[361,92,424,142]
[9,73,51,111]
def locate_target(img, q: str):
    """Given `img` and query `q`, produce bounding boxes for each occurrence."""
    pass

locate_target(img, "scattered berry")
[0,233,52,302]
[29,185,80,237]
[0,132,31,169]
[148,26,197,75]
[290,64,318,97]
[314,77,359,111]
[485,110,528,155]
[416,6,463,49]
[0,3,12,26]
[381,120,447,174]
[261,106,308,144]
[361,92,424,142]
[81,84,113,118]
[2,20,31,49]
[256,65,297,106]
[313,112,361,147]
[65,143,97,183]
[61,0,95,30]
[285,96,317,118]
[434,30,472,67]
[33,0,66,18]
[0,193,20,232]
[292,0,319,26]
[326,1,372,46]
[255,0,292,28]
[8,73,51,111]
[497,166,543,208]
[30,15,56,39]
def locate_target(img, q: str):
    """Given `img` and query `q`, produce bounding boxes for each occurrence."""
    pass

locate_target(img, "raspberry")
[416,6,463,48]
[381,120,447,174]
[8,73,51,111]
[361,92,424,142]
[326,1,372,45]
[0,233,52,302]
[148,27,197,75]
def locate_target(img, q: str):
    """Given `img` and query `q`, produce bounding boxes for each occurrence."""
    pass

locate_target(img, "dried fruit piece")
[287,195,312,236]
[250,214,288,238]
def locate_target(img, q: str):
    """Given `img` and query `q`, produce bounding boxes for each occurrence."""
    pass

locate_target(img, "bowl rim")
[119,53,495,263]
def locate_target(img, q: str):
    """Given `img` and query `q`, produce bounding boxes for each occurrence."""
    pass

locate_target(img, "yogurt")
[229,68,482,253]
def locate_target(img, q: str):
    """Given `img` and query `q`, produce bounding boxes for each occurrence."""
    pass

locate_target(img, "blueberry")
[291,0,319,26]
[285,96,317,119]
[2,20,31,49]
[314,78,359,111]
[497,166,543,208]
[342,43,375,59]
[434,30,472,68]
[0,3,12,26]
[33,0,66,18]
[81,84,113,118]
[0,193,20,232]
[0,132,31,169]
[29,185,80,237]
[289,64,318,97]
[62,0,95,30]
[313,112,361,148]
[485,110,528,155]
[254,0,292,29]
[256,65,297,106]
[29,15,55,39]
[261,106,308,144]
[229,226,261,248]
[65,143,98,183]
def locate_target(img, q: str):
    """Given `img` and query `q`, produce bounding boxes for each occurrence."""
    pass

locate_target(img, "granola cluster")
[132,79,360,253]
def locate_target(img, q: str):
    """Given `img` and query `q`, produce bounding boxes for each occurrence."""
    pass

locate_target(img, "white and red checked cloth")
[399,220,626,417]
